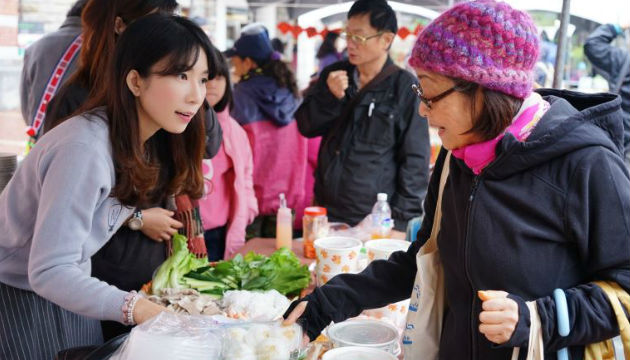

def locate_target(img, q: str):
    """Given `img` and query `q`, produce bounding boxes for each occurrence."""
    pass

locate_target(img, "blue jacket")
[231,75,300,127]
[289,89,630,360]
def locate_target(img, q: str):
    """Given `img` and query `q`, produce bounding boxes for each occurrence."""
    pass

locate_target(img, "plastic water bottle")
[371,193,393,239]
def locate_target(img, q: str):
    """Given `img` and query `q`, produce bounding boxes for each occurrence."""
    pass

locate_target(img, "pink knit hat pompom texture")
[408,0,540,99]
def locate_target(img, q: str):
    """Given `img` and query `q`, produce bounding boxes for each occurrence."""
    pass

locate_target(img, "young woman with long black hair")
[0,14,214,359]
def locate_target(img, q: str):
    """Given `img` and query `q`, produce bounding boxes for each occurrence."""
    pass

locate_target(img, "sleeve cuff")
[282,291,333,342]
[494,294,530,349]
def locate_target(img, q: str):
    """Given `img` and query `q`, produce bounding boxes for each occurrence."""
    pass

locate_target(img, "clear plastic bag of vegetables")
[110,311,306,360]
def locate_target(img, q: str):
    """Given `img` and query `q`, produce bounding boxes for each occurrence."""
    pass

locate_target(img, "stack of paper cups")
[363,239,412,330]
[314,237,362,286]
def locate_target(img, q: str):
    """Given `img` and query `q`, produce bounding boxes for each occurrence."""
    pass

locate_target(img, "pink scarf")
[452,92,549,175]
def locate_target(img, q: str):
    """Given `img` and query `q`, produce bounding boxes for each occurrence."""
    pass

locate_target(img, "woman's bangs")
[154,40,201,76]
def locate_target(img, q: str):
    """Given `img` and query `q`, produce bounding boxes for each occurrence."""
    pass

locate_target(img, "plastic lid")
[328,319,398,348]
[322,346,397,360]
[314,237,362,250]
[377,193,388,201]
[304,206,327,216]
[365,239,410,253]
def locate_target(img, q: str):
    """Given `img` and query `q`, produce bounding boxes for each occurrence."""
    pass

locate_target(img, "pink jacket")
[199,110,258,258]
[241,120,319,229]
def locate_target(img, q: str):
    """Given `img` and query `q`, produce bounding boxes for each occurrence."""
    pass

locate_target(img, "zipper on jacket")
[465,175,480,360]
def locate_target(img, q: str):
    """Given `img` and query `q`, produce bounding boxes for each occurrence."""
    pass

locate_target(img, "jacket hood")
[483,89,625,179]
[231,76,301,127]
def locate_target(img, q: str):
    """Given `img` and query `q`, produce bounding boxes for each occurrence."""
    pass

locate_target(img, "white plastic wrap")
[110,311,304,360]
[221,289,290,321]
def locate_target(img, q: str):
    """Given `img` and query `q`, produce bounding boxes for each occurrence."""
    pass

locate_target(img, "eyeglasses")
[340,30,384,45]
[411,83,458,110]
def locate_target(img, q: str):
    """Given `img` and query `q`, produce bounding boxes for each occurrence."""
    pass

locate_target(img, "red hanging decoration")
[397,27,411,40]
[413,24,423,36]
[276,22,420,39]
[289,25,303,39]
[277,22,292,35]
[305,27,319,38]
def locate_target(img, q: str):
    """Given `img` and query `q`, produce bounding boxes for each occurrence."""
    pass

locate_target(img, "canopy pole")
[553,0,571,89]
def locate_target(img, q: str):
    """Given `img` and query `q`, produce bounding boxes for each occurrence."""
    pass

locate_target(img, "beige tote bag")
[402,152,451,360]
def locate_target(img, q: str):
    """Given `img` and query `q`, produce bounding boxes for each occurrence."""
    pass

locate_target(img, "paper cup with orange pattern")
[314,237,362,285]
[365,239,411,262]
[362,299,411,331]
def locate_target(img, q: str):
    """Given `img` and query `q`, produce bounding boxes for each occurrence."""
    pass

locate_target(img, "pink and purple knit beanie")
[408,0,539,99]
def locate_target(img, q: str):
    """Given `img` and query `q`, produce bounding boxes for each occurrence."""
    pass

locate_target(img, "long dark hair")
[78,0,178,92]
[316,32,339,59]
[46,0,178,132]
[210,46,233,113]
[454,79,524,141]
[250,58,299,98]
[81,14,216,207]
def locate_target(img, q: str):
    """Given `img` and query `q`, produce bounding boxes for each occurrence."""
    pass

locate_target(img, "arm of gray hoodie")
[584,24,627,87]
[27,141,128,322]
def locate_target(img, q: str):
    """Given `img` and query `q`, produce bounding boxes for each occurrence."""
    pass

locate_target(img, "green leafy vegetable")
[183,248,311,297]
[151,234,209,294]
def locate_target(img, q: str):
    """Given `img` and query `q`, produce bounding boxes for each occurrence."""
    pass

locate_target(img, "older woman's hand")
[283,301,311,347]
[478,290,519,344]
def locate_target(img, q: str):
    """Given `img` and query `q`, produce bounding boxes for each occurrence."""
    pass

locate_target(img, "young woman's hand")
[140,207,183,242]
[478,290,519,344]
[133,297,167,324]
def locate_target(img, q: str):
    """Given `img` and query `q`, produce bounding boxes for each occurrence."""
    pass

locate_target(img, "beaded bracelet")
[122,291,141,326]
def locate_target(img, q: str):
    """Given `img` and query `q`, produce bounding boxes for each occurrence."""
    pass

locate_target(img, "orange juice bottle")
[303,206,327,259]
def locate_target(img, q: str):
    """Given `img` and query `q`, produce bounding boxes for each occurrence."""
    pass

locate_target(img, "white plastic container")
[365,239,411,262]
[322,346,397,360]
[327,319,399,354]
[110,312,304,360]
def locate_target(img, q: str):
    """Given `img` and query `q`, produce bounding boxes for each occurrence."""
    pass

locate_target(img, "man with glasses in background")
[296,0,431,237]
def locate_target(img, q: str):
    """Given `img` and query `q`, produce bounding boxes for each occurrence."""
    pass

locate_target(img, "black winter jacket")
[295,59,431,230]
[584,24,630,156]
[288,89,630,360]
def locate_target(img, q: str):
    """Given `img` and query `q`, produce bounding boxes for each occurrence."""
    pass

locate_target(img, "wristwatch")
[127,210,143,231]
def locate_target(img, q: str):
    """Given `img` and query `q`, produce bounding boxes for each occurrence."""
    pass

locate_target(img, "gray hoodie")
[0,108,133,322]
[20,16,82,130]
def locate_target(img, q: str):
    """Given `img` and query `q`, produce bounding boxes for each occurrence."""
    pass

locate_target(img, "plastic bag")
[110,311,304,360]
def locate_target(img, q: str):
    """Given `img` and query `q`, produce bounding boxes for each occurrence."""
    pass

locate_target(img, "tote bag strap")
[512,301,544,360]
[421,151,451,255]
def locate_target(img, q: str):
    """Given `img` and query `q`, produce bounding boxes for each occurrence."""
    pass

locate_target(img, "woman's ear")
[126,70,143,97]
[114,16,126,35]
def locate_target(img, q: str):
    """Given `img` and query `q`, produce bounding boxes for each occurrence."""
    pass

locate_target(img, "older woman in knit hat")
[284,1,630,359]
